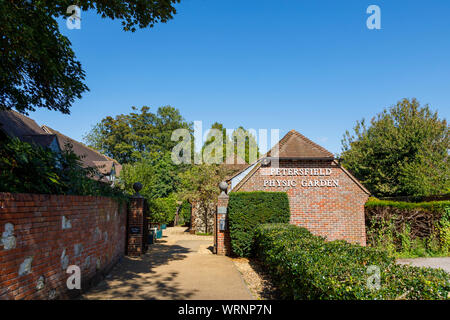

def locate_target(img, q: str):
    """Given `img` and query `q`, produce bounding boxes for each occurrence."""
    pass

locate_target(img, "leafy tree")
[0,0,180,114]
[231,126,259,164]
[84,106,192,164]
[119,151,182,199]
[202,122,232,163]
[341,98,449,197]
[203,122,259,164]
[178,164,233,233]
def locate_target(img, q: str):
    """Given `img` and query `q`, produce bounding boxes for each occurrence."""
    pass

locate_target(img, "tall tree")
[203,123,259,164]
[83,106,192,164]
[0,0,180,114]
[178,164,232,234]
[203,122,232,163]
[119,151,181,200]
[231,126,259,164]
[341,98,449,197]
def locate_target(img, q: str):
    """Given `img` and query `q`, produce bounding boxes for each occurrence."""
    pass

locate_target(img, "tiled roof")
[0,110,123,180]
[0,110,58,149]
[41,125,122,175]
[0,110,47,137]
[20,134,59,149]
[265,130,334,159]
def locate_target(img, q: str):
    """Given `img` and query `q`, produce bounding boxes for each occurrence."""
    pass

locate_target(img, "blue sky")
[29,0,450,155]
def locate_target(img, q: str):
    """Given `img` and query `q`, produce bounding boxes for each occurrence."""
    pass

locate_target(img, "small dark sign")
[219,218,227,231]
[130,227,141,234]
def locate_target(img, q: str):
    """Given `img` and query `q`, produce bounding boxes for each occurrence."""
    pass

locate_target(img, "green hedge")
[366,198,450,211]
[228,191,290,257]
[148,196,177,224]
[254,224,450,300]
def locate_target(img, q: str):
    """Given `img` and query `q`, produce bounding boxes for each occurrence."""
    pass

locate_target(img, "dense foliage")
[203,122,260,164]
[148,196,178,224]
[178,200,192,226]
[119,151,182,199]
[0,136,125,199]
[178,164,233,233]
[84,106,192,164]
[0,1,180,115]
[228,192,291,257]
[254,224,450,300]
[341,98,449,197]
[365,199,450,257]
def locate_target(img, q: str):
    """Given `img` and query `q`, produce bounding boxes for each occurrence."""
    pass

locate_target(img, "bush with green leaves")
[228,191,290,257]
[0,136,125,199]
[148,196,178,224]
[254,223,450,300]
[178,200,192,226]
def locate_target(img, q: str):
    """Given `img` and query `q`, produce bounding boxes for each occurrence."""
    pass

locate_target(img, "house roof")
[265,130,334,159]
[0,110,46,137]
[228,130,370,195]
[41,125,122,176]
[1,110,122,180]
[227,130,334,183]
[20,134,59,149]
[0,110,58,149]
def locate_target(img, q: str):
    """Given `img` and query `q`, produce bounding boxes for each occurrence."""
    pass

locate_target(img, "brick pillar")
[127,183,147,256]
[215,182,231,256]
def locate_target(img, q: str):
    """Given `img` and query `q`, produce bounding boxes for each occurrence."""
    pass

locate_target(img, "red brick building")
[227,130,370,246]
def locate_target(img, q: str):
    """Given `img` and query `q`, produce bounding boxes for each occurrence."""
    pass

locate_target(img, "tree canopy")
[203,122,260,164]
[119,151,182,200]
[0,0,180,114]
[178,164,232,233]
[341,98,449,197]
[83,106,192,164]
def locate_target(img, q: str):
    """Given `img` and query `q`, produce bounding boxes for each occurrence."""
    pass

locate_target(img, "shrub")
[254,224,450,300]
[0,136,125,199]
[365,199,450,257]
[148,196,177,224]
[228,192,291,257]
[178,200,192,226]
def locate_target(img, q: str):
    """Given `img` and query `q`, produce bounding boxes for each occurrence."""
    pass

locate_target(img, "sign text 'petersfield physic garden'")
[262,168,340,188]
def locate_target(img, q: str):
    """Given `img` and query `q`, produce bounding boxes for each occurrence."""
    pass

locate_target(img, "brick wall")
[0,193,127,300]
[235,160,369,245]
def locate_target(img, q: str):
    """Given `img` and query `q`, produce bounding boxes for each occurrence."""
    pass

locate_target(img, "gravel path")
[232,258,281,300]
[81,227,254,300]
[397,257,450,273]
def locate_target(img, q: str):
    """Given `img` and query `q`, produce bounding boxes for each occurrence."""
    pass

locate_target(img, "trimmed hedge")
[366,198,450,211]
[254,224,450,300]
[228,192,290,257]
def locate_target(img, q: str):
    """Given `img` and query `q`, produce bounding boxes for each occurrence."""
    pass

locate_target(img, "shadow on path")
[81,243,197,300]
[81,226,253,300]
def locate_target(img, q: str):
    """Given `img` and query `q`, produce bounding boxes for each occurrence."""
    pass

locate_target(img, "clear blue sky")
[29,0,450,155]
